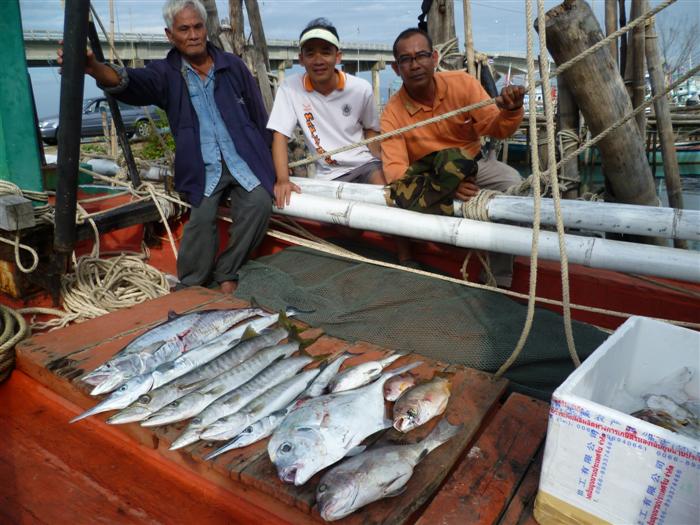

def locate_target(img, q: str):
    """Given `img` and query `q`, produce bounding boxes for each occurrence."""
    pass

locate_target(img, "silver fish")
[107,327,288,425]
[70,372,156,423]
[316,419,461,521]
[393,376,451,433]
[306,353,352,398]
[143,342,300,427]
[81,310,204,386]
[328,354,401,393]
[204,409,290,460]
[149,313,287,391]
[90,308,265,395]
[268,361,421,486]
[201,368,320,441]
[170,354,313,450]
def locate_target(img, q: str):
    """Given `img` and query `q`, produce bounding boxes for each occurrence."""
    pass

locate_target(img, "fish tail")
[419,419,462,458]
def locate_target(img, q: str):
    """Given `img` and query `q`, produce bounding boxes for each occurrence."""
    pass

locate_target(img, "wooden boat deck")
[3,287,550,524]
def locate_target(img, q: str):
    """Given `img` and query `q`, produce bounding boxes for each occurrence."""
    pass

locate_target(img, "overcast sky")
[21,0,698,117]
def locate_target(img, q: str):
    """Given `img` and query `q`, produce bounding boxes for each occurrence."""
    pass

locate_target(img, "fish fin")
[167,310,180,320]
[276,310,299,335]
[420,419,463,456]
[176,377,209,391]
[380,361,422,383]
[140,341,166,356]
[383,476,410,497]
[344,445,366,457]
[240,325,260,341]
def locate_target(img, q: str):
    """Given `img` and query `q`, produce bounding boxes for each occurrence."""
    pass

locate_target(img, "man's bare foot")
[219,280,238,294]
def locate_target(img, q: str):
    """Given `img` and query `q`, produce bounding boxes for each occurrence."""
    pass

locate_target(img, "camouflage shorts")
[388,148,478,216]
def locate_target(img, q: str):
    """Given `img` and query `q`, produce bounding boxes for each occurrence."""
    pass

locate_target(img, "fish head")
[269,426,327,486]
[393,401,428,433]
[89,354,146,395]
[106,393,154,424]
[199,413,248,441]
[141,395,197,427]
[316,472,360,521]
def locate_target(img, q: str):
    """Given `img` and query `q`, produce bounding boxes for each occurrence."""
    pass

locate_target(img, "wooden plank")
[498,450,544,525]
[416,393,549,525]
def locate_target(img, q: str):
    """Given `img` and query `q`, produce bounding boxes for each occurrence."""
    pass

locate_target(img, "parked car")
[39,97,161,145]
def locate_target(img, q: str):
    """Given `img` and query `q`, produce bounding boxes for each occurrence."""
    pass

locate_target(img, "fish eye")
[280,443,293,453]
[192,417,201,424]
[119,384,128,392]
[318,483,327,493]
[138,395,150,403]
[171,401,179,407]
[243,426,253,433]
[407,408,417,418]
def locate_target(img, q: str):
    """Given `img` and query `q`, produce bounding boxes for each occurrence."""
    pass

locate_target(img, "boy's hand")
[455,177,480,201]
[273,179,301,209]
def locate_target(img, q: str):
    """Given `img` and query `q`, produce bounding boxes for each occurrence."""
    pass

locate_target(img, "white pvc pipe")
[290,177,700,242]
[274,192,700,283]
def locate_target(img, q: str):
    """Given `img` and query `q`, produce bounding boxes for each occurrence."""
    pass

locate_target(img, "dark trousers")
[177,165,271,286]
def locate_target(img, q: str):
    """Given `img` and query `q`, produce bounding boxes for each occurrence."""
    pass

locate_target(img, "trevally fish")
[201,368,320,442]
[306,353,352,398]
[82,310,205,386]
[70,315,281,423]
[268,361,421,486]
[107,327,288,425]
[148,311,292,391]
[393,376,451,433]
[316,419,461,521]
[143,342,300,427]
[383,373,417,402]
[90,307,265,395]
[328,354,401,393]
[170,354,313,450]
[204,408,290,460]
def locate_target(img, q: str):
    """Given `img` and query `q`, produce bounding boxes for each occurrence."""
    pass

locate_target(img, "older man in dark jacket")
[61,0,273,293]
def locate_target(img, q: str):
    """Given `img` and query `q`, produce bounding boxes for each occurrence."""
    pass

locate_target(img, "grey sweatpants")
[177,165,271,287]
[475,157,523,287]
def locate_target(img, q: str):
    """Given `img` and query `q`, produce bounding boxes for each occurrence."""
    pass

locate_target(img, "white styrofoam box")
[536,316,700,525]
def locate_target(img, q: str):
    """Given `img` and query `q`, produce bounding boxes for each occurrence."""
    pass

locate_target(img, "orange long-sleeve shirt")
[380,71,524,182]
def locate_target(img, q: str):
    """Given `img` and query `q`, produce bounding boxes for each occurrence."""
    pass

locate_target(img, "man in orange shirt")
[381,27,526,285]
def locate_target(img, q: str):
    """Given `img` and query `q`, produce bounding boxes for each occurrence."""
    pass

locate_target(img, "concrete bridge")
[23,29,538,78]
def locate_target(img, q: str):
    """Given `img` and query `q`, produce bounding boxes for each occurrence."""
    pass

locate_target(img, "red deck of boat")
[2,287,550,524]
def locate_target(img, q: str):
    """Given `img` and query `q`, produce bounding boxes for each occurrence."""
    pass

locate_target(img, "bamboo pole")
[605,0,618,65]
[463,0,476,76]
[618,0,628,76]
[427,0,456,46]
[200,0,223,49]
[628,0,646,134]
[556,77,580,199]
[109,0,116,157]
[642,0,686,249]
[244,0,269,70]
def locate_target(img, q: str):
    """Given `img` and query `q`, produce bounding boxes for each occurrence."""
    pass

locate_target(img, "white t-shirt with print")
[267,71,380,181]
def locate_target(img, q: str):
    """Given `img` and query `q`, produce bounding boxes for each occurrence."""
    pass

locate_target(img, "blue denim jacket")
[183,62,260,196]
[105,44,273,207]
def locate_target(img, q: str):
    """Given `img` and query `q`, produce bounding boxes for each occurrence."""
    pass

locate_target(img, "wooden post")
[228,0,245,57]
[643,0,686,248]
[605,0,618,65]
[543,1,659,214]
[200,0,223,49]
[625,0,646,134]
[427,0,456,46]
[618,0,627,76]
[556,77,581,199]
[371,61,384,115]
[244,0,269,70]
[250,46,273,113]
[109,0,116,157]
[462,0,476,76]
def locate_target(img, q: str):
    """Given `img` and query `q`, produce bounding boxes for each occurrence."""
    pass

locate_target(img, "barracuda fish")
[107,327,288,425]
[201,369,320,442]
[148,311,294,391]
[143,342,301,428]
[268,361,421,486]
[90,308,266,395]
[393,376,451,433]
[316,419,461,521]
[383,373,417,402]
[170,354,313,450]
[82,310,206,386]
[328,354,401,393]
[204,409,290,460]
[70,315,285,424]
[306,353,351,398]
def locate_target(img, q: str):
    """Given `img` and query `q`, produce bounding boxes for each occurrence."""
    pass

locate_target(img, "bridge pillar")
[371,60,385,113]
[277,60,291,84]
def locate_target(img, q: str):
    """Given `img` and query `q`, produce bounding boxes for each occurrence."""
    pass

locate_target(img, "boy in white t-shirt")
[267,18,385,209]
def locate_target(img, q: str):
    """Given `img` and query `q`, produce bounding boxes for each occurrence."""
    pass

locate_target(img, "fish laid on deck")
[268,361,421,486]
[328,353,401,393]
[316,419,462,521]
[393,376,451,433]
